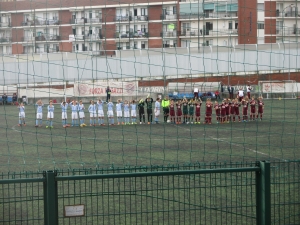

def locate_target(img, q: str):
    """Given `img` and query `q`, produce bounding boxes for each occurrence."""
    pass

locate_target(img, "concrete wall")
[0,44,299,85]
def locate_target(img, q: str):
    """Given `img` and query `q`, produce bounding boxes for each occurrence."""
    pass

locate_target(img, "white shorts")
[107,110,114,117]
[155,110,160,117]
[79,112,85,118]
[47,112,54,119]
[124,111,130,118]
[19,112,25,118]
[62,112,67,120]
[131,110,137,117]
[36,113,43,119]
[98,110,104,117]
[90,112,97,118]
[117,111,122,117]
[72,112,78,119]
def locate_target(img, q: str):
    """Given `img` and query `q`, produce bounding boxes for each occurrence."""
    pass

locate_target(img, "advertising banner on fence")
[261,82,295,93]
[74,81,138,97]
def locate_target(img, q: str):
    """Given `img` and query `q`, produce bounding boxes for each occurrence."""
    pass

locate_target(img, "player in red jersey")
[233,98,241,122]
[224,99,230,123]
[242,97,249,122]
[176,100,182,124]
[220,100,226,123]
[257,96,264,121]
[204,98,213,124]
[195,99,202,124]
[229,99,235,122]
[214,101,221,123]
[249,96,257,121]
[169,100,176,124]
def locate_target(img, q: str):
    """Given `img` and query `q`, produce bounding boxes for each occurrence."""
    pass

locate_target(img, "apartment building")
[0,0,298,55]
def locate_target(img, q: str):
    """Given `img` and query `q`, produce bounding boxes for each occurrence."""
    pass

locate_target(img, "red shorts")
[258,109,263,114]
[170,110,175,117]
[251,108,256,114]
[234,108,240,115]
[243,109,248,116]
[239,96,243,102]
[225,109,229,115]
[206,113,212,117]
[177,110,182,117]
[230,108,235,114]
[247,92,251,98]
[195,111,200,117]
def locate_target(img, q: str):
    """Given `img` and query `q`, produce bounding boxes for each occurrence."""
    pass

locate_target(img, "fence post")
[43,170,58,225]
[256,161,271,225]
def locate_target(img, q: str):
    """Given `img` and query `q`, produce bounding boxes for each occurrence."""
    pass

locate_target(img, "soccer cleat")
[46,126,49,128]
[186,122,189,124]
[50,126,53,128]
[140,122,142,124]
[83,124,87,126]
[80,124,83,127]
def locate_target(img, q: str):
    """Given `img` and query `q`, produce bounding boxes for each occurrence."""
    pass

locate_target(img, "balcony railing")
[0,22,11,27]
[70,34,102,41]
[22,19,60,26]
[277,11,300,17]
[115,16,132,22]
[115,30,148,38]
[22,36,35,42]
[70,18,102,24]
[276,28,300,36]
[0,37,12,43]
[132,15,148,21]
[160,31,177,38]
[179,12,237,20]
[180,29,238,36]
[160,14,177,20]
[35,35,61,41]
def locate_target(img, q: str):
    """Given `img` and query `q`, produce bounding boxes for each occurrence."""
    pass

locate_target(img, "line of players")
[16,95,264,127]
[166,95,264,124]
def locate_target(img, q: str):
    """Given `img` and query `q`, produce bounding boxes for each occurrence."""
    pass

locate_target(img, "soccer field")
[0,99,299,173]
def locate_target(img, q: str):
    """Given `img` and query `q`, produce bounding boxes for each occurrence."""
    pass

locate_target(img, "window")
[141,41,146,49]
[182,23,190,32]
[89,43,93,51]
[76,44,79,51]
[229,21,232,30]
[53,12,58,20]
[82,44,85,51]
[257,3,264,12]
[134,9,137,16]
[73,28,76,35]
[141,25,146,32]
[257,23,264,29]
[173,40,177,47]
[173,6,177,15]
[89,11,92,19]
[163,40,170,48]
[134,41,137,49]
[141,8,147,16]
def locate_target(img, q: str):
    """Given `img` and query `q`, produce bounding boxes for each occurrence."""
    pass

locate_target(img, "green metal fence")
[0,161,299,225]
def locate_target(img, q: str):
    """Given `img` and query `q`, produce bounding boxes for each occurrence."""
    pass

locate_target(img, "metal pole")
[43,171,58,225]
[256,161,271,225]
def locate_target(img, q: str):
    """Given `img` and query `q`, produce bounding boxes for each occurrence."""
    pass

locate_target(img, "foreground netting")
[0,0,299,173]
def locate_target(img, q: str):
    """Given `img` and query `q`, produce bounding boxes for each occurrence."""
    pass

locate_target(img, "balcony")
[115,30,148,39]
[180,12,237,20]
[22,36,35,42]
[132,15,148,21]
[70,18,102,24]
[0,22,11,27]
[160,31,177,38]
[276,27,300,36]
[160,14,177,20]
[115,16,132,22]
[277,11,300,17]
[180,29,238,36]
[22,19,60,26]
[69,34,102,41]
[35,35,61,41]
[0,37,11,43]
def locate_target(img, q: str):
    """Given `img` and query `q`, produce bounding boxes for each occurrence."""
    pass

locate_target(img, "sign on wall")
[74,81,138,97]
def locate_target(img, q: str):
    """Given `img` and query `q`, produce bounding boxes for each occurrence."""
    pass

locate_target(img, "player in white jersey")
[107,100,115,125]
[78,100,86,127]
[237,88,244,102]
[130,100,137,124]
[123,100,130,125]
[46,100,54,128]
[35,100,44,127]
[61,101,69,128]
[116,99,123,125]
[88,100,97,126]
[71,100,79,126]
[18,102,26,126]
[154,98,161,124]
[97,99,105,126]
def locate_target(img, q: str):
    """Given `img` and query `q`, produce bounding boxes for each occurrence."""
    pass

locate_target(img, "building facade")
[0,0,298,55]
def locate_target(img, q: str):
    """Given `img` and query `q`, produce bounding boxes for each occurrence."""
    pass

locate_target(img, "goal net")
[258,80,297,99]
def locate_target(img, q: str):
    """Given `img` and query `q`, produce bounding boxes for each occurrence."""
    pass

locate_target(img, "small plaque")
[64,205,85,217]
